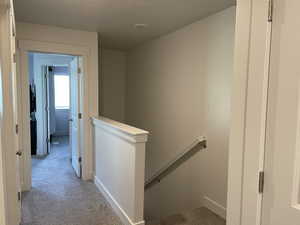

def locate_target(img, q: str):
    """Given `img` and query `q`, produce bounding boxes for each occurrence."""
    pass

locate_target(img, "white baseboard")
[203,196,226,219]
[94,176,145,225]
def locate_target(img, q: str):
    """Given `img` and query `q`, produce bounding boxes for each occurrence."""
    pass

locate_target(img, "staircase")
[146,207,225,225]
[145,139,225,225]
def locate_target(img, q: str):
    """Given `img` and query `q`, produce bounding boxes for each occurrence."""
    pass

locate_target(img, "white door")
[10,13,21,224]
[5,6,21,224]
[69,56,81,177]
[11,51,21,225]
[262,1,300,224]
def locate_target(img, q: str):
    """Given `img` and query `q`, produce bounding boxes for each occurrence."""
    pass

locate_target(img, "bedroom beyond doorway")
[28,52,82,177]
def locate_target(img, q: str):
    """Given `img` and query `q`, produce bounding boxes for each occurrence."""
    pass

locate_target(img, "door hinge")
[13,53,16,63]
[259,171,265,194]
[12,26,16,37]
[79,164,82,178]
[268,0,273,22]
[15,124,18,134]
[78,113,82,119]
[17,191,21,201]
[78,67,82,74]
[79,157,82,178]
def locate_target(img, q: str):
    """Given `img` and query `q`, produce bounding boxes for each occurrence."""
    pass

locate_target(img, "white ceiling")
[14,0,236,50]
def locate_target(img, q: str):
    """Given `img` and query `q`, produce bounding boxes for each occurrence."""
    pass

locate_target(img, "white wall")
[126,7,236,219]
[0,137,5,225]
[100,49,126,122]
[17,23,99,187]
[16,22,99,119]
[93,117,148,225]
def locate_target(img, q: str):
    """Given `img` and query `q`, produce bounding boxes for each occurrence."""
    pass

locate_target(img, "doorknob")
[16,151,22,156]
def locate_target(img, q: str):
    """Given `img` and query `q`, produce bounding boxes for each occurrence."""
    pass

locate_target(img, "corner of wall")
[203,196,227,219]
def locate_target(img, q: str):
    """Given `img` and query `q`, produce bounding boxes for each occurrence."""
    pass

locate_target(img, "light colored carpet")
[21,136,123,225]
[146,207,226,225]
[22,136,225,225]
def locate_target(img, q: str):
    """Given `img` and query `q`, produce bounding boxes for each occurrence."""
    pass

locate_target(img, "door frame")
[17,40,93,191]
[0,0,21,224]
[30,54,74,156]
[69,56,83,177]
[45,65,51,154]
[227,0,272,225]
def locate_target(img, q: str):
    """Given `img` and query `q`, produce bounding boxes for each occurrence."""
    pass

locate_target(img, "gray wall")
[54,109,69,136]
[125,7,235,219]
[52,66,70,136]
[100,49,126,122]
[28,53,34,84]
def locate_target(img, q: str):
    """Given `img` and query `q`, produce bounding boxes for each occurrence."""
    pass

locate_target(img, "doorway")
[28,52,82,179]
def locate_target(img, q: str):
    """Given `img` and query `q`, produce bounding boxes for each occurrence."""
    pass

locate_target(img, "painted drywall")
[100,49,126,122]
[54,109,69,136]
[16,21,98,195]
[0,135,6,225]
[14,0,235,50]
[16,22,99,121]
[28,53,34,84]
[93,117,148,225]
[126,6,235,219]
[53,66,69,75]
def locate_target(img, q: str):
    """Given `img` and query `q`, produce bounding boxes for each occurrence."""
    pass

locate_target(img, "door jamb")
[17,40,92,191]
[227,0,272,225]
[0,0,21,224]
[45,65,50,154]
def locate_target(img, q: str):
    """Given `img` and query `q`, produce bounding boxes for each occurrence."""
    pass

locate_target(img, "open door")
[44,66,55,154]
[262,1,300,224]
[44,66,51,154]
[2,3,22,224]
[11,44,21,225]
[69,56,82,177]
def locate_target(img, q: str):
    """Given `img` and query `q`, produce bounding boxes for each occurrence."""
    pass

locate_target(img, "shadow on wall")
[54,109,69,136]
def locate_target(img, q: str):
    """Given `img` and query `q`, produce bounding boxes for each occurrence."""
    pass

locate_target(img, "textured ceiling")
[14,0,236,50]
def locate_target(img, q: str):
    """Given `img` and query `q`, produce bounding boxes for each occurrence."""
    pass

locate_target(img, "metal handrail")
[144,137,207,190]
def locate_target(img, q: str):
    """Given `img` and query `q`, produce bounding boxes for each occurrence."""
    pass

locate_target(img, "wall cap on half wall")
[91,117,149,143]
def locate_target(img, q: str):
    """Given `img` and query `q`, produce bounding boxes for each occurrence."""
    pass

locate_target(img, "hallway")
[21,136,123,225]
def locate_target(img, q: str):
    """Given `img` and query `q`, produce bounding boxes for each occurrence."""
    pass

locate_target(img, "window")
[54,75,70,109]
